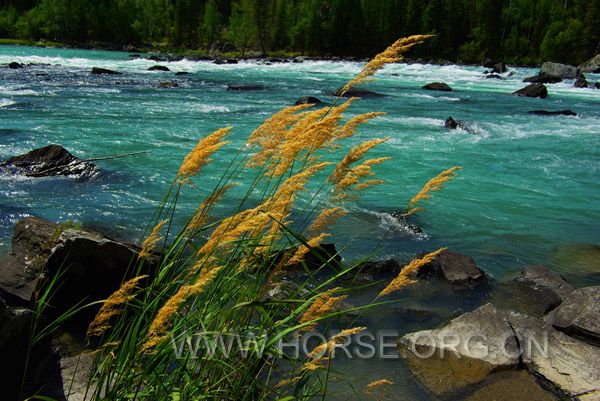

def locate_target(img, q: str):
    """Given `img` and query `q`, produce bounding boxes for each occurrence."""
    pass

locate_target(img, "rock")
[294,96,322,106]
[523,75,563,84]
[463,370,559,401]
[485,74,504,80]
[345,259,401,284]
[516,265,575,301]
[158,81,178,88]
[8,61,23,69]
[227,84,266,91]
[540,62,579,79]
[445,116,461,129]
[505,310,600,400]
[545,286,600,345]
[59,353,95,401]
[399,304,520,395]
[596,82,600,89]
[574,76,589,88]
[148,65,170,71]
[513,83,548,98]
[492,62,507,74]
[529,110,578,116]
[275,243,342,274]
[422,82,453,92]
[0,144,98,178]
[578,54,600,73]
[175,71,189,75]
[418,249,486,288]
[333,87,384,97]
[91,67,121,75]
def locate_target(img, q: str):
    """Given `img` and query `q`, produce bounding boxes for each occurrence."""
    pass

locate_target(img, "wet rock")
[445,116,461,129]
[463,370,559,401]
[418,250,486,288]
[295,96,322,106]
[545,286,600,346]
[158,81,178,88]
[148,65,170,71]
[517,265,575,301]
[574,76,589,88]
[175,71,189,75]
[345,259,401,284]
[91,67,121,75]
[540,62,579,79]
[333,87,384,97]
[0,144,98,178]
[578,54,600,73]
[485,74,504,80]
[227,84,266,91]
[513,83,548,98]
[492,62,507,74]
[58,353,95,401]
[529,110,578,116]
[422,82,453,92]
[523,74,563,84]
[399,304,520,395]
[8,61,23,69]
[596,82,600,89]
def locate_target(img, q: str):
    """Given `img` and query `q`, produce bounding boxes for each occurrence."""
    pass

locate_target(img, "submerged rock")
[91,67,121,75]
[148,65,170,71]
[513,83,548,98]
[333,87,384,98]
[423,82,453,92]
[596,82,600,89]
[295,96,322,106]
[545,286,600,346]
[418,249,486,288]
[529,110,577,116]
[523,75,563,84]
[7,61,23,69]
[175,71,189,75]
[540,62,579,79]
[0,144,98,178]
[158,81,178,88]
[516,265,575,301]
[463,371,559,401]
[227,84,266,91]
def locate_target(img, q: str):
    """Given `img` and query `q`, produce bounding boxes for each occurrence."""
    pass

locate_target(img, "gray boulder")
[516,265,574,301]
[545,286,600,345]
[0,144,98,178]
[540,62,580,79]
[513,83,548,98]
[418,250,486,288]
[578,54,600,73]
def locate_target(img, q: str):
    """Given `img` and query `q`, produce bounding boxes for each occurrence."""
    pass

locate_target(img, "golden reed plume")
[186,183,235,234]
[177,127,231,181]
[301,327,367,371]
[139,219,168,259]
[340,35,433,96]
[87,275,148,338]
[365,379,394,400]
[405,166,462,215]
[379,248,447,297]
[299,288,347,331]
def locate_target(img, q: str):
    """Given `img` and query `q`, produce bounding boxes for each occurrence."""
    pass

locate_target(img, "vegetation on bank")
[19,35,463,400]
[1,0,599,65]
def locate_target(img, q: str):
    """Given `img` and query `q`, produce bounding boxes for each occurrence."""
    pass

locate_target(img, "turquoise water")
[1,45,599,283]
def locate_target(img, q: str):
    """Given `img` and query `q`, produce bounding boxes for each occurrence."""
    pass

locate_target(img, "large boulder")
[0,144,98,178]
[540,62,580,79]
[523,75,563,84]
[418,250,486,288]
[422,82,453,92]
[578,54,600,73]
[516,265,574,301]
[545,286,600,345]
[463,370,559,401]
[513,83,548,98]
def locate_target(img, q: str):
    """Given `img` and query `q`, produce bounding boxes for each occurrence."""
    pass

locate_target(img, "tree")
[203,0,222,48]
[228,0,255,56]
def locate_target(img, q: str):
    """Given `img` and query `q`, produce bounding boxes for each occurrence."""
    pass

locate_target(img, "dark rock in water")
[390,211,423,235]
[541,62,579,79]
[523,74,563,84]
[529,110,577,116]
[574,76,589,88]
[596,82,600,89]
[295,96,322,106]
[8,61,23,69]
[148,65,170,71]
[333,87,384,97]
[513,83,548,98]
[91,67,121,75]
[0,217,160,335]
[227,84,266,91]
[517,265,575,301]
[423,82,453,92]
[276,243,342,273]
[545,286,600,346]
[0,144,98,178]
[492,62,507,74]
[485,74,504,80]
[158,81,178,88]
[445,116,460,129]
[418,249,486,288]
[175,71,189,75]
[483,70,489,74]
[463,370,560,401]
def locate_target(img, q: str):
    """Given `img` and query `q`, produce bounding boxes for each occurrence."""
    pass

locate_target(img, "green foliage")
[1,0,598,63]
